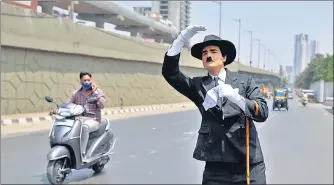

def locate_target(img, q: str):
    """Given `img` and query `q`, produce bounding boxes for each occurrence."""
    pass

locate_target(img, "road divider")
[1,102,195,126]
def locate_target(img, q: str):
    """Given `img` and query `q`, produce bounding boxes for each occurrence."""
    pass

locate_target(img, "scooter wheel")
[92,163,105,174]
[47,159,67,185]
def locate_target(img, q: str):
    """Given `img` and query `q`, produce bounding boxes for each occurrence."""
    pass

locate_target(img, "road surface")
[1,98,333,184]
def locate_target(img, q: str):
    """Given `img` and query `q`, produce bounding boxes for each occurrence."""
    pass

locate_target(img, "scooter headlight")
[59,111,71,117]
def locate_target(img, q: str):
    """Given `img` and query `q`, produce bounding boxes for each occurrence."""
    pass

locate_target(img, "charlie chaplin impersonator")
[162,25,268,184]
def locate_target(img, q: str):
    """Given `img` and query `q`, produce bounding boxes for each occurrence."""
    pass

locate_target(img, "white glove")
[219,84,246,112]
[167,25,207,56]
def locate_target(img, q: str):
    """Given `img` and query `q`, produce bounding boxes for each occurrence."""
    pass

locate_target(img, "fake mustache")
[206,57,213,63]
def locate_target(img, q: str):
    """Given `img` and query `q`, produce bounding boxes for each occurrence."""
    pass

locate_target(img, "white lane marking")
[152,127,156,130]
[129,154,137,159]
[148,149,158,155]
[171,121,190,125]
[183,131,196,135]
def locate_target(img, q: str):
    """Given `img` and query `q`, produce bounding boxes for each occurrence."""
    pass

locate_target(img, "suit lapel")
[225,68,238,88]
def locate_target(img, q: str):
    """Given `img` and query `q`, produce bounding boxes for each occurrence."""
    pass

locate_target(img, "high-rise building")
[285,65,293,84]
[293,33,310,79]
[151,1,191,32]
[310,40,319,61]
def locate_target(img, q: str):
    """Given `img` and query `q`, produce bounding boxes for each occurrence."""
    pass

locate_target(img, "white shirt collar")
[209,69,226,82]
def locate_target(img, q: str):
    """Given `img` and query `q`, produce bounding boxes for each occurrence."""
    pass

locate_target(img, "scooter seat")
[89,119,108,139]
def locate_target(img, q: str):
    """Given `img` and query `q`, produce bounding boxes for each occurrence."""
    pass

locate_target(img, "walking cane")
[246,101,259,185]
[246,118,250,185]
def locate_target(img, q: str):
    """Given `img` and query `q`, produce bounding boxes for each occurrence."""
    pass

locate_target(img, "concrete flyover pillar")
[95,20,105,29]
[40,4,53,15]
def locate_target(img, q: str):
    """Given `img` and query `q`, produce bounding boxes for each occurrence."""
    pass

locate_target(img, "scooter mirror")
[45,96,54,103]
[87,97,98,104]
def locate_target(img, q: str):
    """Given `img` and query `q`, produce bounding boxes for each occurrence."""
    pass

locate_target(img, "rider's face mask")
[82,81,92,89]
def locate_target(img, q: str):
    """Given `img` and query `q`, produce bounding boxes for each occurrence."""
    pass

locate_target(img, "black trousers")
[202,161,266,185]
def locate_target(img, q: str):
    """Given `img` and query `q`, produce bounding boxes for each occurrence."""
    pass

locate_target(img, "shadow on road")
[37,169,105,184]
[325,108,333,115]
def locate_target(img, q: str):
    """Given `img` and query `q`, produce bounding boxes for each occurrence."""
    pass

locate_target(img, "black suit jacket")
[162,53,268,164]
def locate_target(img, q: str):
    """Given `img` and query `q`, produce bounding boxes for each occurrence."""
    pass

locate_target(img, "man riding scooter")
[302,93,308,106]
[50,72,106,162]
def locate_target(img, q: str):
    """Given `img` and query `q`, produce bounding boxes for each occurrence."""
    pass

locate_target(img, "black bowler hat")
[191,35,237,65]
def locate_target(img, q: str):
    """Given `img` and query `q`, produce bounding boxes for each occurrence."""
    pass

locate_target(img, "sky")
[49,1,333,71]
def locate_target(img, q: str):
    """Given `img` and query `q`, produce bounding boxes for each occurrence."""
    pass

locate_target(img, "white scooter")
[44,96,116,184]
[302,99,308,107]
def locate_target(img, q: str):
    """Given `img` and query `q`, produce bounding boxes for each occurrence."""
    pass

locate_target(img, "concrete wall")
[310,80,333,103]
[310,80,324,103]
[0,3,280,115]
[1,47,207,115]
[324,82,333,99]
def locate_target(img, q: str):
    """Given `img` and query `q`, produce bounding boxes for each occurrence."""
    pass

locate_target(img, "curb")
[1,104,187,126]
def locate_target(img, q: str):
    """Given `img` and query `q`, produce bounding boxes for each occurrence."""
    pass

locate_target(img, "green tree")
[295,54,333,88]
[314,54,333,82]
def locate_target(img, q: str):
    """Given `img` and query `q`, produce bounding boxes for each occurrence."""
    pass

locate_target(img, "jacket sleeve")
[95,88,106,109]
[162,53,199,104]
[66,90,77,103]
[244,76,268,122]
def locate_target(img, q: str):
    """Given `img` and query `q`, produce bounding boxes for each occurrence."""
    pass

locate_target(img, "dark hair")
[79,72,92,79]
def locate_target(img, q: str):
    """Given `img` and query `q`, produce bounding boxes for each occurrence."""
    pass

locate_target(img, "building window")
[160,10,168,15]
[160,5,168,10]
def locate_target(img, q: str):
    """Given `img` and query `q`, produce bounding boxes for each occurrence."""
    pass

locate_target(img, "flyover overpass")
[39,1,178,43]
[37,1,280,86]
[1,3,281,115]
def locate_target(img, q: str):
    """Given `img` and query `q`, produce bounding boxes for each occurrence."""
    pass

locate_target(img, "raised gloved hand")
[179,25,207,42]
[218,84,246,112]
[167,25,207,56]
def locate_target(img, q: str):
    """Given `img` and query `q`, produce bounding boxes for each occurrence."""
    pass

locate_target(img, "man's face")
[201,45,226,72]
[80,75,91,84]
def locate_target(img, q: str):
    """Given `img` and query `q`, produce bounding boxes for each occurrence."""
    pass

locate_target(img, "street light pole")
[212,1,222,37]
[255,38,261,68]
[263,45,266,69]
[277,56,280,73]
[69,1,79,22]
[272,53,275,72]
[233,18,241,63]
[268,48,271,71]
[246,30,253,67]
[219,1,222,37]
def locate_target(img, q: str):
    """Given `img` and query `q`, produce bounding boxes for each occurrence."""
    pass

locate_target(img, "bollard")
[120,97,123,110]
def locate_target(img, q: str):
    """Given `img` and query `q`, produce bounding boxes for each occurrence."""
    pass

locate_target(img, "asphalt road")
[1,98,333,184]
